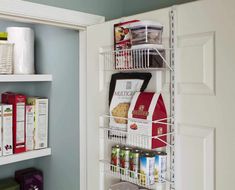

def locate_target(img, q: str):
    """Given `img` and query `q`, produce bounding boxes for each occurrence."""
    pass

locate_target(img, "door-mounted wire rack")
[99,114,175,150]
[100,160,174,189]
[100,45,173,71]
[98,8,176,190]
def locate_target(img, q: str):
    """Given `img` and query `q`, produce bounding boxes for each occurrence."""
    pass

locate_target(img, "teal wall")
[0,21,79,189]
[25,0,195,20]
[123,0,196,16]
[25,0,124,20]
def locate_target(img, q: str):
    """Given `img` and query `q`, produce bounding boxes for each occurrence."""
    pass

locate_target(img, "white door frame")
[0,1,105,190]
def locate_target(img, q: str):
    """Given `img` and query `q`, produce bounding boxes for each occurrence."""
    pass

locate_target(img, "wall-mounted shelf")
[0,74,53,82]
[0,148,52,166]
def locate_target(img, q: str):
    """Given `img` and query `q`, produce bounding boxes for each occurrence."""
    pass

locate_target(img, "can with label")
[154,151,167,183]
[139,151,155,186]
[120,146,132,175]
[129,148,141,178]
[111,144,121,172]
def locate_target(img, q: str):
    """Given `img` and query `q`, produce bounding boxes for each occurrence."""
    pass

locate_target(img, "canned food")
[129,148,141,178]
[154,151,167,183]
[120,146,132,175]
[111,144,121,172]
[139,151,155,186]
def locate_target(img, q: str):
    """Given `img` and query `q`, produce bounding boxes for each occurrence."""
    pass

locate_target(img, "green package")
[0,178,20,190]
[0,32,7,40]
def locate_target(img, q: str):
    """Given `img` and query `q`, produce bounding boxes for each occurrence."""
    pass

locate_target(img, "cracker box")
[2,92,26,153]
[26,105,35,151]
[127,92,167,149]
[27,97,48,149]
[0,107,2,156]
[1,104,13,156]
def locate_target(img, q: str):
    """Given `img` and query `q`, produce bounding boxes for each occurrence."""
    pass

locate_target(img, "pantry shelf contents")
[99,13,176,190]
[0,148,51,166]
[0,74,53,82]
[100,160,173,189]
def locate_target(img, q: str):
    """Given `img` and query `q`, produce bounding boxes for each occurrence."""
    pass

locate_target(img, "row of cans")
[110,144,167,186]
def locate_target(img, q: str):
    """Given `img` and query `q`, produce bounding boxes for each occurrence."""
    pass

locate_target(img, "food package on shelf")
[114,20,139,69]
[2,92,26,154]
[27,97,48,150]
[1,104,13,156]
[15,168,43,190]
[0,178,20,190]
[127,92,167,149]
[109,73,152,137]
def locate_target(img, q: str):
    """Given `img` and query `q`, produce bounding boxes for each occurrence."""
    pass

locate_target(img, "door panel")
[175,0,235,190]
[86,0,235,190]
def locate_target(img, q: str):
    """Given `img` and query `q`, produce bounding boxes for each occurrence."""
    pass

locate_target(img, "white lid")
[129,20,163,28]
[131,44,164,50]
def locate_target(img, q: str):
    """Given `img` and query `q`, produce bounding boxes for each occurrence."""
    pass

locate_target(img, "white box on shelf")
[27,97,48,149]
[1,104,13,156]
[26,105,35,151]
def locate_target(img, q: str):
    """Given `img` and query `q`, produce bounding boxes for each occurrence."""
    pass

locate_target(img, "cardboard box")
[27,97,48,149]
[1,104,13,156]
[127,92,167,149]
[2,92,26,153]
[26,105,35,151]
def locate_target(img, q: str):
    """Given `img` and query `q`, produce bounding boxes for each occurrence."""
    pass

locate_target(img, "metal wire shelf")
[99,114,175,149]
[100,160,174,190]
[99,46,173,71]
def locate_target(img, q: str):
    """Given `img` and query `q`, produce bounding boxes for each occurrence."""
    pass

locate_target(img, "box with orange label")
[127,92,167,149]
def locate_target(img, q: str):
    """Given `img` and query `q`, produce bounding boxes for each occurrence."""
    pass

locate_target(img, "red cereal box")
[2,92,26,153]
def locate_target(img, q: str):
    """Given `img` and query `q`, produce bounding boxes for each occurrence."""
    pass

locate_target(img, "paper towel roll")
[7,27,35,74]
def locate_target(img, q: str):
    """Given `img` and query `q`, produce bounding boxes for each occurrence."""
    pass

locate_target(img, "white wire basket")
[100,160,173,190]
[100,45,172,71]
[99,114,175,150]
[0,41,13,74]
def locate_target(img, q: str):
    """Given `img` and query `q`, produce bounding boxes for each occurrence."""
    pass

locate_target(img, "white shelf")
[0,148,52,166]
[0,74,53,82]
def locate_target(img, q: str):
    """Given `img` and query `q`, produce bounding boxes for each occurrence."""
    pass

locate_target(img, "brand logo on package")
[132,105,149,117]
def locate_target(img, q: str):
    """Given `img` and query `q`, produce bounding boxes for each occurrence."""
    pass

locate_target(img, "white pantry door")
[86,0,235,190]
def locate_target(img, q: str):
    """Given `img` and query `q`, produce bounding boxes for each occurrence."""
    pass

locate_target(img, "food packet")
[109,72,152,134]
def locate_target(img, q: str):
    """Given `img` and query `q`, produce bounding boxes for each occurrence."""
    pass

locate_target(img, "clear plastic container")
[131,44,165,68]
[109,182,139,190]
[129,21,163,46]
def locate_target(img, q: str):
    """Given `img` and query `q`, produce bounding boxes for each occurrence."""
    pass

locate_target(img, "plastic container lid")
[129,20,163,29]
[131,44,164,50]
[109,182,139,190]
